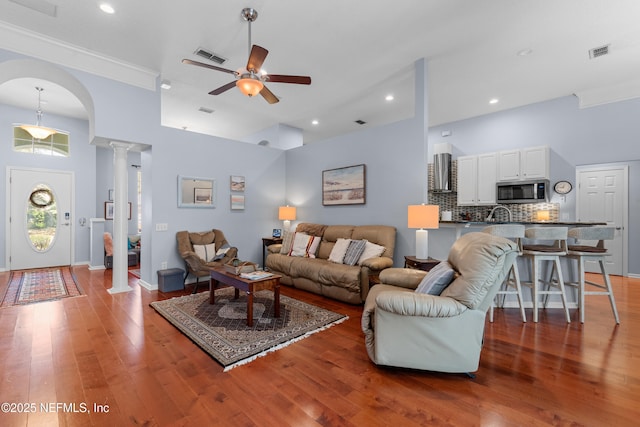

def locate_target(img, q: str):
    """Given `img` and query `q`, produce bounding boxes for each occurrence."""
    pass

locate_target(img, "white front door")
[9,168,73,270]
[576,166,627,276]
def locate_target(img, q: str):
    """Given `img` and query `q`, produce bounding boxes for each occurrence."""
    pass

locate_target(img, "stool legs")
[569,255,620,324]
[528,255,571,323]
[489,262,526,323]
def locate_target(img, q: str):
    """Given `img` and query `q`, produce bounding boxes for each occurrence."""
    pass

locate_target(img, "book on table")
[240,271,274,280]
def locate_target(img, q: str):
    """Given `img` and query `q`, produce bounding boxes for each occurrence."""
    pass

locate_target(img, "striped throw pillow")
[415,261,455,295]
[343,239,367,266]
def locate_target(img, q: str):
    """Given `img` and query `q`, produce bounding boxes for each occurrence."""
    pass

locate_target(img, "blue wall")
[2,49,638,282]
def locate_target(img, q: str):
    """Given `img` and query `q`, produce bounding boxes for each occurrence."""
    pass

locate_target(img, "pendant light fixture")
[20,87,57,140]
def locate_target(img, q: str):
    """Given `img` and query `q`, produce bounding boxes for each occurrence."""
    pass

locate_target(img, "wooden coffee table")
[209,268,281,327]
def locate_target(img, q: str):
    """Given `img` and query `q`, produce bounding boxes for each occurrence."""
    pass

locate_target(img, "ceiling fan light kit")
[183,8,311,104]
[236,75,264,97]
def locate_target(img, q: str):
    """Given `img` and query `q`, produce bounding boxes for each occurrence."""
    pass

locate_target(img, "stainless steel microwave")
[496,180,549,204]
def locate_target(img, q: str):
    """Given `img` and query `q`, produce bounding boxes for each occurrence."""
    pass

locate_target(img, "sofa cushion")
[328,238,351,263]
[296,223,328,237]
[357,241,386,265]
[343,239,367,266]
[442,232,518,309]
[280,231,295,255]
[415,261,455,295]
[290,233,321,258]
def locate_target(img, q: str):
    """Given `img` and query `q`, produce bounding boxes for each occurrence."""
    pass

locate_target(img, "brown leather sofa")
[176,229,238,293]
[266,223,396,304]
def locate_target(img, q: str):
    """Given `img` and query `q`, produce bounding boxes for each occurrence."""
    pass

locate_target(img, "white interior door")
[576,166,627,275]
[9,168,73,270]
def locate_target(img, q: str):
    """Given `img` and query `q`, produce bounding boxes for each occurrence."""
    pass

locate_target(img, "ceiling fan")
[182,8,311,104]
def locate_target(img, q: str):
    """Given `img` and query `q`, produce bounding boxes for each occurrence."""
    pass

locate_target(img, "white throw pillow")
[415,261,456,295]
[193,243,217,262]
[357,241,386,265]
[328,238,351,263]
[289,233,321,258]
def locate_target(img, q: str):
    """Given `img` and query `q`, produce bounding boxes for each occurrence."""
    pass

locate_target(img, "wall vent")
[198,107,214,114]
[354,119,367,125]
[194,47,227,65]
[589,44,610,59]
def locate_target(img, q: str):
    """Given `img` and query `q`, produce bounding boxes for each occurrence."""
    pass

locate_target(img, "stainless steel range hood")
[433,143,452,192]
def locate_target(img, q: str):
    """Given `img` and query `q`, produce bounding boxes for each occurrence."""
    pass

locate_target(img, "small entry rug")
[150,288,347,371]
[1,267,83,308]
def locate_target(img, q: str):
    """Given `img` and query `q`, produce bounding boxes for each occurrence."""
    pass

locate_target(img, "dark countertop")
[439,221,607,226]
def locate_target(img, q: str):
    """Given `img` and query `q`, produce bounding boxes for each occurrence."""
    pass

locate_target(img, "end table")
[404,256,440,272]
[261,237,283,267]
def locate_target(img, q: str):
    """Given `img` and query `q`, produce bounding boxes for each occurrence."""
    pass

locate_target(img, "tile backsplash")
[427,161,558,222]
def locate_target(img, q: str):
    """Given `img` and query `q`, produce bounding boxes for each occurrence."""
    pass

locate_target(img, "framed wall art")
[230,194,245,210]
[322,164,366,205]
[230,175,245,192]
[104,202,132,220]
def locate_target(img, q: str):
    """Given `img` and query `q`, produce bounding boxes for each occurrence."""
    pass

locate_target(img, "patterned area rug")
[1,267,83,307]
[150,288,347,371]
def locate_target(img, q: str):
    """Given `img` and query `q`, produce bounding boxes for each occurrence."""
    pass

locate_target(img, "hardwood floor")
[0,267,638,426]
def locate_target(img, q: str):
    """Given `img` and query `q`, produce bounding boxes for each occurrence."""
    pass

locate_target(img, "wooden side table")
[261,237,283,267]
[404,256,440,272]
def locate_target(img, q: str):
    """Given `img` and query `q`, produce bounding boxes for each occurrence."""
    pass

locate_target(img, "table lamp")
[278,205,297,233]
[408,204,439,260]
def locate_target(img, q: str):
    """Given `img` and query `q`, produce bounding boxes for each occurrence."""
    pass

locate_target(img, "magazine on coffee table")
[240,271,274,280]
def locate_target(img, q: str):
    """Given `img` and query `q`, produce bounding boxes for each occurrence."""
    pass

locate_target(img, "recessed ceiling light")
[100,3,115,14]
[160,80,171,90]
[385,94,394,101]
[489,98,499,105]
[311,120,319,125]
[517,48,533,56]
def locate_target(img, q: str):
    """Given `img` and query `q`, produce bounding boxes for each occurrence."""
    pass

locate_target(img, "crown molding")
[0,20,158,91]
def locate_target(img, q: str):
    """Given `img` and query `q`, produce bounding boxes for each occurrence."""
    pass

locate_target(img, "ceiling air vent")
[198,107,214,114]
[194,47,227,65]
[589,44,610,59]
[354,120,367,125]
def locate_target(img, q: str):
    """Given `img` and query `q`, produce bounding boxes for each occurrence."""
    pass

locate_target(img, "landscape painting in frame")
[230,175,245,192]
[322,164,366,205]
[231,194,245,210]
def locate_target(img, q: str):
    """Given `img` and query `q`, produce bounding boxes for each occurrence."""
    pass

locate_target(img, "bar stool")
[521,227,571,323]
[565,227,619,324]
[482,224,526,322]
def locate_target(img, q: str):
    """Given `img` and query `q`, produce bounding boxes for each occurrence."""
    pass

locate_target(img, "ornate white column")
[108,141,133,294]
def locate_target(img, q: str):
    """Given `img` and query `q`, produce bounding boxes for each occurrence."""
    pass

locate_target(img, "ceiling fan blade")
[182,59,237,75]
[259,85,279,104]
[266,74,311,85]
[209,81,237,95]
[247,45,268,73]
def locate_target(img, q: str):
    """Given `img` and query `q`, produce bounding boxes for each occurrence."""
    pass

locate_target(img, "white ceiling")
[1,0,639,144]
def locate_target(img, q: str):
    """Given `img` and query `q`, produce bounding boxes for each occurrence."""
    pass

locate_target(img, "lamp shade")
[408,204,440,229]
[236,77,264,97]
[20,124,57,140]
[278,206,297,221]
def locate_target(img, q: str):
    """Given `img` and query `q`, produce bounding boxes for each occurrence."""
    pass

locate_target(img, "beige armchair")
[361,232,518,374]
[176,229,238,293]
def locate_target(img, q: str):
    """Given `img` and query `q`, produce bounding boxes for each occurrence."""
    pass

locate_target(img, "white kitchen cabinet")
[498,146,549,181]
[457,153,497,206]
